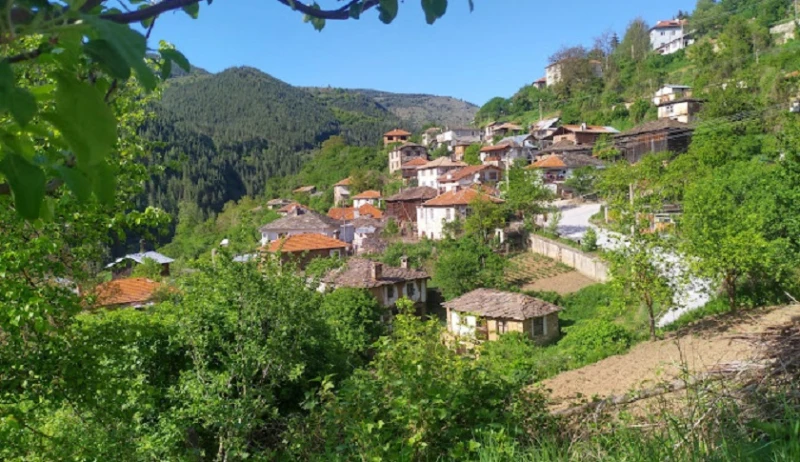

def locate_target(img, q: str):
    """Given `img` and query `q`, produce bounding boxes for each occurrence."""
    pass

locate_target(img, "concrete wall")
[529,234,609,282]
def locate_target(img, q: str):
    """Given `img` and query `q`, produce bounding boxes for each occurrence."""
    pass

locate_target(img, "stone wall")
[529,234,610,282]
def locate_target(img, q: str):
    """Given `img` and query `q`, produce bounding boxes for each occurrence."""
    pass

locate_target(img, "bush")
[560,319,635,365]
[560,283,616,323]
[581,227,598,252]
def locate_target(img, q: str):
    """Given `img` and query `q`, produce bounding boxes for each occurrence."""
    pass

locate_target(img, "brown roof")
[401,157,430,169]
[293,185,316,194]
[494,122,523,131]
[384,128,411,137]
[396,142,425,149]
[422,188,504,207]
[327,204,384,221]
[418,157,467,170]
[260,209,339,232]
[652,19,687,30]
[322,258,429,289]
[443,288,562,320]
[484,156,500,162]
[385,186,439,202]
[538,139,594,155]
[439,165,501,183]
[481,143,511,153]
[559,124,619,134]
[264,233,349,253]
[616,119,693,137]
[334,178,351,187]
[530,156,566,168]
[352,190,382,200]
[529,154,604,170]
[94,278,160,307]
[534,77,547,84]
[278,202,306,214]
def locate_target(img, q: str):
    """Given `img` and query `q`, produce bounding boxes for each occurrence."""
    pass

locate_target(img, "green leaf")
[349,2,362,19]
[160,48,191,73]
[303,3,325,31]
[378,0,398,24]
[160,59,172,80]
[182,2,200,19]
[45,73,117,169]
[83,16,157,91]
[421,0,447,25]
[0,153,45,219]
[84,39,131,80]
[0,60,37,127]
[54,165,92,202]
[91,161,116,205]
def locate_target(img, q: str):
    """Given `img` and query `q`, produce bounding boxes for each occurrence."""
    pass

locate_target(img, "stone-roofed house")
[352,190,382,209]
[443,288,561,343]
[384,186,439,225]
[321,257,430,309]
[293,185,317,195]
[384,128,411,146]
[527,153,605,198]
[263,233,349,268]
[417,157,467,190]
[106,250,174,279]
[480,134,536,168]
[438,164,502,193]
[259,207,347,245]
[389,142,428,174]
[417,188,504,240]
[93,277,162,309]
[614,119,693,164]
[333,178,351,206]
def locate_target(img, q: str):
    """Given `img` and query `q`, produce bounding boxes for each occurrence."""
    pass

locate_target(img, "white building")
[388,142,428,174]
[438,165,502,194]
[650,19,693,55]
[333,178,351,206]
[436,128,481,151]
[351,190,382,209]
[479,134,536,169]
[421,127,442,146]
[417,188,504,240]
[654,85,702,124]
[259,207,349,245]
[416,157,467,190]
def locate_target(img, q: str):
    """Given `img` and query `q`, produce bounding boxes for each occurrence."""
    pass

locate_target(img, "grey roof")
[616,119,693,137]
[106,251,174,268]
[499,134,534,146]
[322,258,429,289]
[656,97,704,107]
[532,117,560,130]
[539,139,594,155]
[259,209,339,233]
[443,288,562,320]
[385,186,439,202]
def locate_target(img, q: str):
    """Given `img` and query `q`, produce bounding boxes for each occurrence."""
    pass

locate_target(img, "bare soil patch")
[542,304,800,411]
[523,271,596,295]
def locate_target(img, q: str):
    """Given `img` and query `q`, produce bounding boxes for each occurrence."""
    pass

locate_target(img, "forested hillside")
[141,68,477,217]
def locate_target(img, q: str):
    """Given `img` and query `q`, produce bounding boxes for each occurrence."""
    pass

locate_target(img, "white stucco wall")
[650,26,683,50]
[417,206,462,240]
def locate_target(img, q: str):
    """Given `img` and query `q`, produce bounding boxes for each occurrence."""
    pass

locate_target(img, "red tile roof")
[439,165,501,183]
[480,143,511,153]
[422,188,504,207]
[334,178,351,187]
[327,204,383,220]
[293,185,316,194]
[352,190,382,200]
[530,156,567,168]
[278,202,306,214]
[401,157,429,169]
[94,278,160,307]
[265,233,349,253]
[384,128,411,137]
[652,19,687,29]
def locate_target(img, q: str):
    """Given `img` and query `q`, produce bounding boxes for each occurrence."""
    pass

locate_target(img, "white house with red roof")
[416,157,467,190]
[417,188,504,240]
[352,190,382,209]
[437,165,502,194]
[650,19,693,55]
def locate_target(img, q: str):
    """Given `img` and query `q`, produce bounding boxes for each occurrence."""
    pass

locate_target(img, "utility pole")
[538,99,543,122]
[629,182,635,237]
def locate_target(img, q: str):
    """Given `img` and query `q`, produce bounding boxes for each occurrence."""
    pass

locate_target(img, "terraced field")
[505,253,595,294]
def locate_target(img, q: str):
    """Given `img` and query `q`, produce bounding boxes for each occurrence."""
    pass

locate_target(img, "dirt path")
[523,271,595,295]
[542,305,800,410]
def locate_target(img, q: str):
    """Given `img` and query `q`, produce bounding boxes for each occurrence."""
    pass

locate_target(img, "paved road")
[551,201,711,327]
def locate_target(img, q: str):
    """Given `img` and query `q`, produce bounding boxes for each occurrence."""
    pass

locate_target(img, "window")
[446,208,452,220]
[406,282,416,298]
[387,285,395,300]
[428,208,434,220]
[533,317,545,336]
[497,320,508,334]
[330,249,341,258]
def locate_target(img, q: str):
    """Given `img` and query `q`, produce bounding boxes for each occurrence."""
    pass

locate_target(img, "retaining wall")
[529,235,610,282]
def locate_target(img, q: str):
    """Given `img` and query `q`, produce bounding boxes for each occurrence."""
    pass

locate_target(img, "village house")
[327,203,383,221]
[654,85,702,123]
[488,122,524,141]
[266,198,293,210]
[480,134,535,168]
[436,127,481,151]
[416,157,467,190]
[421,127,442,146]
[650,19,693,55]
[292,185,317,195]
[383,128,411,146]
[532,77,547,90]
[320,258,430,310]
[352,190,382,209]
[417,188,504,240]
[438,165,502,194]
[443,288,561,343]
[452,140,473,162]
[106,250,174,279]
[614,119,694,163]
[550,123,620,145]
[546,59,603,87]
[263,233,349,268]
[259,207,351,245]
[93,277,162,309]
[333,178,351,206]
[351,216,385,255]
[277,202,307,216]
[384,186,438,225]
[530,117,560,142]
[400,157,429,183]
[537,139,595,158]
[527,153,605,198]
[388,142,428,174]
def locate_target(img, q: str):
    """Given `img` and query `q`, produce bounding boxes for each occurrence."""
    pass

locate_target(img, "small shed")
[443,288,561,343]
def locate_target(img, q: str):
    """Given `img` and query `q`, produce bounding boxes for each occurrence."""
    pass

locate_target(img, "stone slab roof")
[260,209,339,233]
[385,187,438,202]
[443,288,562,320]
[322,258,429,289]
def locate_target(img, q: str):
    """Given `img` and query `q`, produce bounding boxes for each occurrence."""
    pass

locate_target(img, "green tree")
[321,288,386,364]
[581,227,598,252]
[681,161,793,312]
[501,160,553,220]
[464,144,482,165]
[564,166,600,197]
[434,237,506,300]
[465,196,507,243]
[618,17,651,63]
[131,257,165,281]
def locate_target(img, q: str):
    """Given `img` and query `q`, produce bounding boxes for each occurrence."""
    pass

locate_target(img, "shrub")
[581,227,598,252]
[560,319,635,365]
[383,217,399,237]
[560,283,616,323]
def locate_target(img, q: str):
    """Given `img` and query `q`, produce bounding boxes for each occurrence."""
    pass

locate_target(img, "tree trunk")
[725,273,737,312]
[645,293,656,341]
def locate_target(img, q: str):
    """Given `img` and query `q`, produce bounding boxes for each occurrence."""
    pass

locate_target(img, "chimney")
[371,262,383,280]
[139,238,146,253]
[400,255,409,269]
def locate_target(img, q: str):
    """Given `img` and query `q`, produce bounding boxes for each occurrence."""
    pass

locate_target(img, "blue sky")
[149,0,697,106]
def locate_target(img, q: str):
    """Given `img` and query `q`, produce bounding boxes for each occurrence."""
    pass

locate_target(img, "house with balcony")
[417,188,504,240]
[259,207,351,245]
[416,157,467,190]
[480,134,535,168]
[435,127,481,151]
[550,123,619,145]
[614,119,693,163]
[388,142,428,174]
[654,85,703,123]
[400,157,429,183]
[263,233,349,268]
